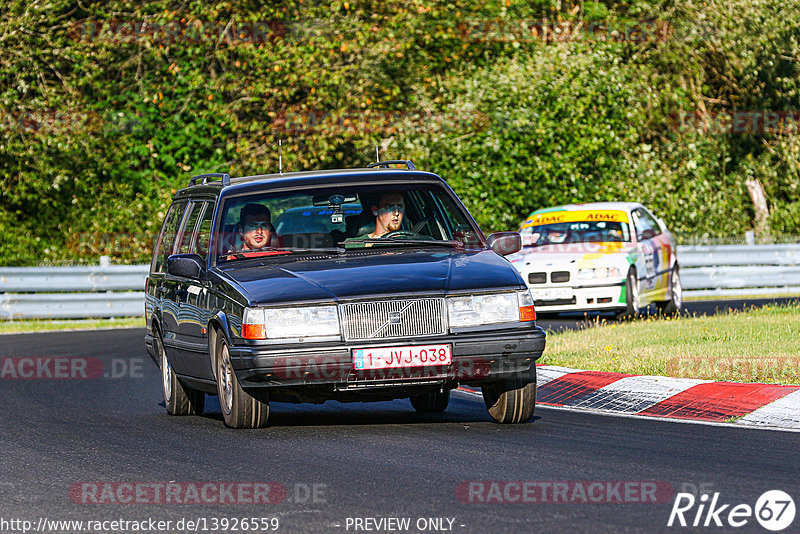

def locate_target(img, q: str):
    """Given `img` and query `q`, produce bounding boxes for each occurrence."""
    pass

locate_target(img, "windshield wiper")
[283,247,346,254]
[222,247,345,261]
[338,239,465,248]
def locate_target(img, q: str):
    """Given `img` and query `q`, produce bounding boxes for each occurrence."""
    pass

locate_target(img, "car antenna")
[279,139,283,175]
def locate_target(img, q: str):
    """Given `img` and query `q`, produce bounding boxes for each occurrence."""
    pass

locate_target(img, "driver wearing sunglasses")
[367,192,405,239]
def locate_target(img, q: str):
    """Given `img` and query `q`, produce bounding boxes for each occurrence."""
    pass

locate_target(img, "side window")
[152,201,188,273]
[632,208,661,241]
[177,202,202,254]
[192,202,215,261]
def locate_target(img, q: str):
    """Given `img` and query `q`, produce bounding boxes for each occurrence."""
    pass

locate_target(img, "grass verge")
[541,304,800,385]
[0,317,144,334]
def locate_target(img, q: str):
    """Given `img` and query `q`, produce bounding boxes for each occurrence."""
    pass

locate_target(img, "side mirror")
[487,232,522,256]
[639,229,657,241]
[167,254,204,279]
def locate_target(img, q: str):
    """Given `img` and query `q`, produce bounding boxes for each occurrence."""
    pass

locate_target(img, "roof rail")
[189,173,231,187]
[367,160,417,170]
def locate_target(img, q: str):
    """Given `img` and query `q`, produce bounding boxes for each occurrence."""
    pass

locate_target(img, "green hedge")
[1,0,799,264]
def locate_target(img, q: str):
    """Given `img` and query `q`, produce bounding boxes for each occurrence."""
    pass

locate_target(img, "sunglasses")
[377,204,405,214]
[243,222,271,231]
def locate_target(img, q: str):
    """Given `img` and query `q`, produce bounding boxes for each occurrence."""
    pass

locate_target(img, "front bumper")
[532,282,626,313]
[228,326,546,391]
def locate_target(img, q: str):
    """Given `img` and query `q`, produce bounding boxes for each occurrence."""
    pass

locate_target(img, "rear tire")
[656,266,682,315]
[156,329,205,416]
[410,390,450,413]
[481,369,537,424]
[215,334,269,428]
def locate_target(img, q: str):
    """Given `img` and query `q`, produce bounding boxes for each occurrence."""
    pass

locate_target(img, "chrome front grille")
[340,298,446,341]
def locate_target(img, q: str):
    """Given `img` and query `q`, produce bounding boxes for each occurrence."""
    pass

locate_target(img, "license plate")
[353,344,452,370]
[531,287,573,300]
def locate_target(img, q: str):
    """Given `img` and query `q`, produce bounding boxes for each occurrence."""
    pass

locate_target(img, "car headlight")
[577,267,622,279]
[242,306,340,340]
[447,290,535,328]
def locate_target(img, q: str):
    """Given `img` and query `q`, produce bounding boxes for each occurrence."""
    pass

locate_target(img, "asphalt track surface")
[1,299,799,534]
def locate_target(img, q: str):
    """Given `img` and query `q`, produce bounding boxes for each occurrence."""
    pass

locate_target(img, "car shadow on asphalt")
[174,394,543,428]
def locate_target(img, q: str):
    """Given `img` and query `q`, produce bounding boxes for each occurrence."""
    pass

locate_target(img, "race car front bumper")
[531,282,626,313]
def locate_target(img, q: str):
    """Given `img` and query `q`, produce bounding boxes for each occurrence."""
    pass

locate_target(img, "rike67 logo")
[668,490,795,531]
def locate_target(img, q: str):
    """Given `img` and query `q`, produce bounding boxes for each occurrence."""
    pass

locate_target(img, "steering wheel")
[380,230,436,241]
[381,230,420,240]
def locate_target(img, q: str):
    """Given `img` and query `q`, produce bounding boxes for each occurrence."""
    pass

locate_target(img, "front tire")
[656,266,682,315]
[215,334,269,428]
[410,390,450,413]
[156,330,205,416]
[481,369,537,424]
[621,268,640,317]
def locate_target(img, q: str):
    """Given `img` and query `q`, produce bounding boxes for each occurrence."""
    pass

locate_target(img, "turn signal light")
[520,305,536,322]
[242,308,267,340]
[243,323,266,340]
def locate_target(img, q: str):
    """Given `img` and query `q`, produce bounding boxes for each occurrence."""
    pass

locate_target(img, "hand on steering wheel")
[380,230,419,239]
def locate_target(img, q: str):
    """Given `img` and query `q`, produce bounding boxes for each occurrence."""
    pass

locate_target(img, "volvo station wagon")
[144,161,546,428]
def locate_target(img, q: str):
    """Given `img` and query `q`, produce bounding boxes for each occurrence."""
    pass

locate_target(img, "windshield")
[215,183,484,262]
[519,220,631,246]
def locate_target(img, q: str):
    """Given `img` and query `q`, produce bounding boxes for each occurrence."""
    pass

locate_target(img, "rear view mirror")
[312,194,358,206]
[486,232,522,256]
[167,254,204,279]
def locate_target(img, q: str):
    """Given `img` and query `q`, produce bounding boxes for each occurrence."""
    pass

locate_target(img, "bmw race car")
[507,202,681,316]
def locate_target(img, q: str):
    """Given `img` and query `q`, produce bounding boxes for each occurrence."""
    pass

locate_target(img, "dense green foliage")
[1,0,799,264]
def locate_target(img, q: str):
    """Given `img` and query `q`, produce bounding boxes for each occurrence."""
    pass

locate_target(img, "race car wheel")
[215,334,269,429]
[410,390,450,413]
[656,266,682,315]
[482,370,536,424]
[157,328,204,416]
[621,268,640,317]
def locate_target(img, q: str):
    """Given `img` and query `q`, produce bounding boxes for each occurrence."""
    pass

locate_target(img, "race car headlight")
[448,291,533,328]
[577,267,622,279]
[243,306,340,340]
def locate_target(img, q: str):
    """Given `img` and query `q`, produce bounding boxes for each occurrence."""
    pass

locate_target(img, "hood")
[217,249,523,305]
[508,242,635,270]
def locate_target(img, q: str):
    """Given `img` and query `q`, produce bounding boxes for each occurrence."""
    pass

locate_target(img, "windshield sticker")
[522,210,630,228]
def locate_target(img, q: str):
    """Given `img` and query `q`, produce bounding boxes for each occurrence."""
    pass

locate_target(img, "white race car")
[507,202,681,316]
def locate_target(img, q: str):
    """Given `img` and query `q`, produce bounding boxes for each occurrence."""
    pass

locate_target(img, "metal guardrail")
[0,244,798,319]
[0,265,148,319]
[0,265,148,292]
[677,244,800,298]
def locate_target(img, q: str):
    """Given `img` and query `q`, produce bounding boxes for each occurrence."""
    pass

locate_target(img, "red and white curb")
[460,365,800,431]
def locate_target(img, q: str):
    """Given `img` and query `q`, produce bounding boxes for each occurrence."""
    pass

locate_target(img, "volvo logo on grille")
[388,311,402,324]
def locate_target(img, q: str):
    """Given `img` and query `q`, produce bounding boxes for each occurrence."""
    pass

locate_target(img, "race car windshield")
[520,221,631,246]
[215,183,484,262]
